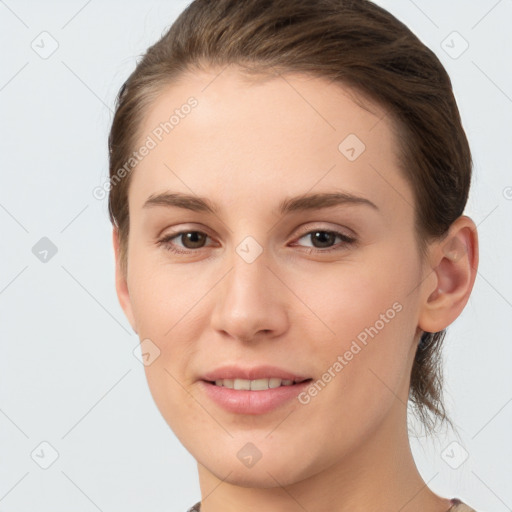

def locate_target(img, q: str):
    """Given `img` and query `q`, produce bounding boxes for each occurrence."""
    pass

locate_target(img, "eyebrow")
[142,191,379,215]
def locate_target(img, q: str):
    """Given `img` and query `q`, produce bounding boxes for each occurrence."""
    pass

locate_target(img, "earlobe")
[112,228,138,334]
[418,215,479,334]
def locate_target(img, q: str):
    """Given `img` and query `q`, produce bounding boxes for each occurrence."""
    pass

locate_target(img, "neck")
[196,399,452,512]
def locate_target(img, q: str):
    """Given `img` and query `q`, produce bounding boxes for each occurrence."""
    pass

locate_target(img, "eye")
[157,231,211,254]
[292,228,356,253]
[156,227,357,255]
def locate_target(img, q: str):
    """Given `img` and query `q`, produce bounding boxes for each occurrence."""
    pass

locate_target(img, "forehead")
[141,66,391,142]
[129,66,413,217]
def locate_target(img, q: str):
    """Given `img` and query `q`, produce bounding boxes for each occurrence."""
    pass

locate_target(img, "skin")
[113,66,478,512]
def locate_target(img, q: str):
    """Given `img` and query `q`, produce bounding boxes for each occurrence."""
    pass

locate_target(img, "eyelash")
[156,227,356,255]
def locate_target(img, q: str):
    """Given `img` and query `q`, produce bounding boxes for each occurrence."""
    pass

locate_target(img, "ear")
[418,215,479,334]
[112,227,137,334]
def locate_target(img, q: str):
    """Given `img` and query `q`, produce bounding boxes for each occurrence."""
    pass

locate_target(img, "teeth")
[213,378,296,390]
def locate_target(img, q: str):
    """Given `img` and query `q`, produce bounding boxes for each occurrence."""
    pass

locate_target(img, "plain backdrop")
[1,1,511,511]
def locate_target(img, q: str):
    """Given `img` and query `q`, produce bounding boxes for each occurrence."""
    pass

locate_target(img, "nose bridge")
[210,236,289,340]
[232,241,270,299]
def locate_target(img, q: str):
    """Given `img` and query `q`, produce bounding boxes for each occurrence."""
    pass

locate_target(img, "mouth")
[203,377,313,390]
[199,377,314,415]
[198,365,314,414]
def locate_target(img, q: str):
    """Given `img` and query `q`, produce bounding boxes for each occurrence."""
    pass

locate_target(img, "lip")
[200,364,311,382]
[199,365,313,415]
[199,379,313,415]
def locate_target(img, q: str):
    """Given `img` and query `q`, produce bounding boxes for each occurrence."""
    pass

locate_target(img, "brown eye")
[157,231,211,254]
[294,229,356,252]
[178,231,208,249]
[308,231,338,248]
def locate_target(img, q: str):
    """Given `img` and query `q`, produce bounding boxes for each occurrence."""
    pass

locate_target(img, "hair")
[108,0,472,435]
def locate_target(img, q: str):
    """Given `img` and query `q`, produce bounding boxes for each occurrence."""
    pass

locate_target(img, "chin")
[211,462,302,489]
[197,446,317,488]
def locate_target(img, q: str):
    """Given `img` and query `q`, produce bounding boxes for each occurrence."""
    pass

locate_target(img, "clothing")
[449,498,477,511]
[186,497,477,511]
[186,501,201,512]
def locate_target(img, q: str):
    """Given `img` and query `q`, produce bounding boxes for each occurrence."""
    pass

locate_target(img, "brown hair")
[108,0,471,435]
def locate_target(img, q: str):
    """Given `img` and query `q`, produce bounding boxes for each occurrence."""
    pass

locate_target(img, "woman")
[108,0,479,510]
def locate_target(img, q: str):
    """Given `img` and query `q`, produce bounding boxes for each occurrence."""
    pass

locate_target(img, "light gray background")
[1,0,511,511]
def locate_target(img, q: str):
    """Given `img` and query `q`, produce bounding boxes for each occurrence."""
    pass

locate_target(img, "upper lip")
[201,365,312,383]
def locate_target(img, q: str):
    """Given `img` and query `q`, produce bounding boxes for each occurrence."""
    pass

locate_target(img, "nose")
[209,247,289,343]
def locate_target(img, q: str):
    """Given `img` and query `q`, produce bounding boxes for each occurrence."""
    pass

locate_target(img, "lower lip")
[199,380,312,415]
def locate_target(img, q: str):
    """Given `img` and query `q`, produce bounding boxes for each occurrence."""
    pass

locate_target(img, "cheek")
[291,256,403,344]
[127,248,204,337]
[127,259,204,400]
[292,253,415,402]
[143,361,206,449]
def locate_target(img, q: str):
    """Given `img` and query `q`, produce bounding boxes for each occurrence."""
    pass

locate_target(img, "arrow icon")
[237,441,262,467]
[31,441,59,469]
[135,339,161,365]
[236,236,263,263]
[440,32,468,59]
[338,134,365,161]
[32,237,58,262]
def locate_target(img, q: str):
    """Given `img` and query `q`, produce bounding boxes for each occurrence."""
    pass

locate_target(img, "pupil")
[184,232,205,248]
[313,231,334,248]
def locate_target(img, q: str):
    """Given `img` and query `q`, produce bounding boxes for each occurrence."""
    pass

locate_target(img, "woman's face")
[115,67,433,487]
